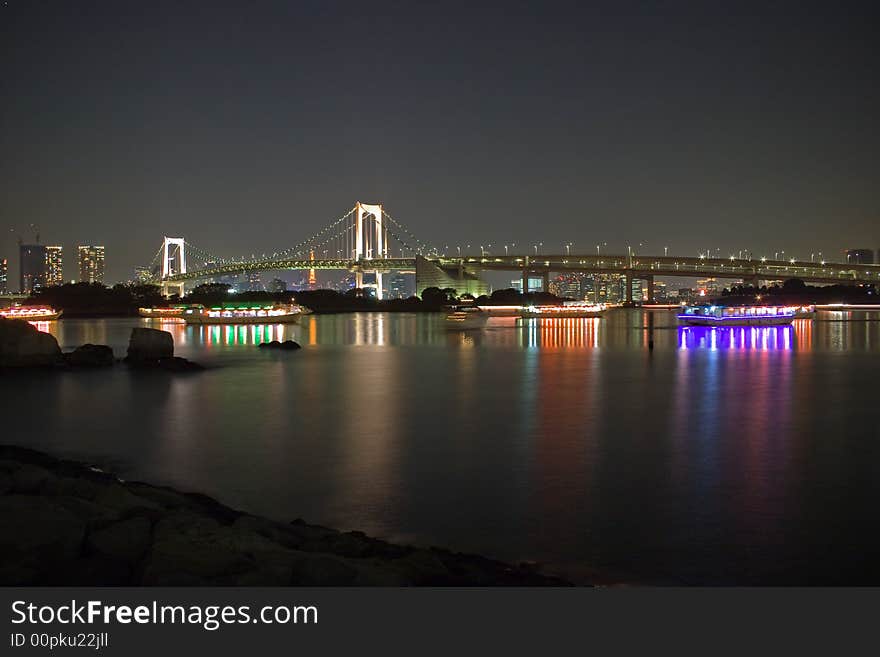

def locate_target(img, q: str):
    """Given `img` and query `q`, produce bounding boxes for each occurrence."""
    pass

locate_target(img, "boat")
[520,302,607,318]
[0,306,63,321]
[794,304,816,318]
[182,303,308,325]
[445,306,490,330]
[138,306,186,319]
[677,304,796,327]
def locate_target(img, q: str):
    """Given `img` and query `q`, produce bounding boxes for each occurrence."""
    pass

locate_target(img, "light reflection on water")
[10,310,880,584]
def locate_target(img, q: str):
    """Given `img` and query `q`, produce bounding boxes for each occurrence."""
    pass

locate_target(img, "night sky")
[2,0,878,283]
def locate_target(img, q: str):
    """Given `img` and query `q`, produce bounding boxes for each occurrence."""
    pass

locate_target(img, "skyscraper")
[0,258,7,294]
[19,244,47,294]
[45,245,63,286]
[78,245,105,284]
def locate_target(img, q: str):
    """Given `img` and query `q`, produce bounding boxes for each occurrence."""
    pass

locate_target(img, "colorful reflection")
[193,323,293,347]
[519,317,601,350]
[678,325,794,350]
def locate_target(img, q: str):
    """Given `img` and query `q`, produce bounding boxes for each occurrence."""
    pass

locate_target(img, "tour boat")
[445,306,490,330]
[677,304,796,327]
[182,303,308,325]
[0,306,62,321]
[138,306,186,319]
[520,302,607,318]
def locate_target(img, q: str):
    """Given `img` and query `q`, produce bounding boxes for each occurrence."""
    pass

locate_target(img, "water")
[4,310,880,584]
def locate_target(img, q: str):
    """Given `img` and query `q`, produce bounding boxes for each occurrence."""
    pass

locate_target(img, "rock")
[0,318,62,367]
[258,340,301,351]
[125,327,174,363]
[86,516,152,564]
[10,463,53,493]
[289,554,358,585]
[0,496,86,585]
[65,343,115,367]
[156,356,203,372]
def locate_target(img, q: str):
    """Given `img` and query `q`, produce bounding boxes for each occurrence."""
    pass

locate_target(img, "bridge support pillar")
[541,270,550,293]
[521,256,529,298]
[645,275,654,304]
[624,271,634,306]
[160,281,185,299]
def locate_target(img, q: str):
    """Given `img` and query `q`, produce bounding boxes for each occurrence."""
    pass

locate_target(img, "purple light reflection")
[678,326,794,350]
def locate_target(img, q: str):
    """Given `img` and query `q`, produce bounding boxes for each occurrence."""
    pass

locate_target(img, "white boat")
[0,306,63,321]
[138,306,186,318]
[445,306,490,330]
[677,304,796,327]
[520,302,607,318]
[183,303,308,325]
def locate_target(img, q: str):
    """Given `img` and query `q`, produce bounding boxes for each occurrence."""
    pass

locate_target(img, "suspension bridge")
[145,201,880,301]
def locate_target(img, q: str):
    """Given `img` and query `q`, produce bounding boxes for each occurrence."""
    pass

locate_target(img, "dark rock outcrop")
[0,318,62,367]
[125,327,174,363]
[258,340,301,351]
[64,343,115,367]
[0,446,571,586]
[124,328,202,372]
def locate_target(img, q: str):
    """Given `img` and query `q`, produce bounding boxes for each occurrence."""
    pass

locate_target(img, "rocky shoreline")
[0,446,571,586]
[0,318,203,371]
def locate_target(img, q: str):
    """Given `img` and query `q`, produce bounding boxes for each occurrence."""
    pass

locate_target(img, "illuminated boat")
[520,302,607,318]
[445,306,490,330]
[794,304,816,318]
[138,306,186,318]
[0,306,62,321]
[677,304,795,327]
[182,303,308,325]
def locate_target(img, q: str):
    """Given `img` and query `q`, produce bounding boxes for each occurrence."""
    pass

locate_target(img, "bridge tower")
[160,237,187,298]
[354,202,388,299]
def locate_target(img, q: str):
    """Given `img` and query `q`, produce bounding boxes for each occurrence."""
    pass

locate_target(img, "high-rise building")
[0,258,7,294]
[548,274,582,299]
[388,272,415,299]
[45,245,63,286]
[78,245,105,284]
[268,278,288,293]
[845,249,874,264]
[19,244,47,294]
[244,271,263,292]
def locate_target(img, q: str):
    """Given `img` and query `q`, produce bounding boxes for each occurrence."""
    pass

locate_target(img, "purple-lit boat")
[677,304,796,327]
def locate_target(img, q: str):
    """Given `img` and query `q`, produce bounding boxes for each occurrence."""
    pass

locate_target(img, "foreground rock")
[0,318,62,367]
[125,327,174,362]
[124,328,202,372]
[0,446,570,586]
[258,340,302,351]
[64,343,115,367]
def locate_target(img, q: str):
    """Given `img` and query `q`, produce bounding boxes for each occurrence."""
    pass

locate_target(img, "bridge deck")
[160,254,880,285]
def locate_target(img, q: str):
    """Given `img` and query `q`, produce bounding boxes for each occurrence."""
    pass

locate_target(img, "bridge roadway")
[161,253,880,287]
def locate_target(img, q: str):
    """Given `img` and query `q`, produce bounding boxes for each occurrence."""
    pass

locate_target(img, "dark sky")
[2,0,878,283]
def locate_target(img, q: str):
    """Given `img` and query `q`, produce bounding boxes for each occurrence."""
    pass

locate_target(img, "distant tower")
[19,244,47,293]
[45,245,63,286]
[354,202,388,299]
[78,245,105,284]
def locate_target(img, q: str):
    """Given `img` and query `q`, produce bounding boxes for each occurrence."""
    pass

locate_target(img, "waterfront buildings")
[19,244,47,294]
[0,258,7,293]
[845,249,874,264]
[45,245,63,286]
[388,272,415,299]
[268,277,288,293]
[78,245,105,284]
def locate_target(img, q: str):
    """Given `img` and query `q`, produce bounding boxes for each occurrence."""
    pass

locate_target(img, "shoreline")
[0,445,573,586]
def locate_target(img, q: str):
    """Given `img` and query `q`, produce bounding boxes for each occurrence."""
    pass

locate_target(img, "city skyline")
[1,1,878,283]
